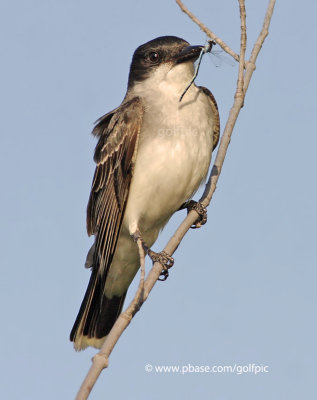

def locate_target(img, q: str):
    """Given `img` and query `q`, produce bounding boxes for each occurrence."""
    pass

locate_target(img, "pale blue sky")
[1,1,316,399]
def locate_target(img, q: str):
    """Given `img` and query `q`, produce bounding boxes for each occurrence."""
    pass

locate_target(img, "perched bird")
[70,36,220,350]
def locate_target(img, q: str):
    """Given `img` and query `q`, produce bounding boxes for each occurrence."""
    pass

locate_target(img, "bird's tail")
[70,267,126,351]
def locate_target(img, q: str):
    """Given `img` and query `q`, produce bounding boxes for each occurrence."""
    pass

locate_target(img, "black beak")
[176,45,204,64]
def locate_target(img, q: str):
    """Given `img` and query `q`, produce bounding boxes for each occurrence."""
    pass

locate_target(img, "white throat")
[131,61,195,102]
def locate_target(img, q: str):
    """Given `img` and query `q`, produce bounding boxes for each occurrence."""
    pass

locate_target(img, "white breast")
[123,62,215,246]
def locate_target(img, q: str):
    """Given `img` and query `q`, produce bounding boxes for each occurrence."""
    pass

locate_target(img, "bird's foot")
[132,230,174,281]
[148,249,174,281]
[186,200,207,229]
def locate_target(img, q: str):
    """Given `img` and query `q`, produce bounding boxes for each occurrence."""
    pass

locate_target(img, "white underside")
[103,62,215,299]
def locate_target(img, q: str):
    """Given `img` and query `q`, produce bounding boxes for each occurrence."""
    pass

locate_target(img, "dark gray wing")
[87,97,143,275]
[199,86,220,150]
[70,98,143,347]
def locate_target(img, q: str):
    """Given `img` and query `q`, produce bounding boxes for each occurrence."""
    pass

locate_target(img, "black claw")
[148,250,174,281]
[158,269,169,281]
[186,200,207,229]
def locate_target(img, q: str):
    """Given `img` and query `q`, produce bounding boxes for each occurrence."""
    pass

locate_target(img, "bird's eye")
[147,51,160,63]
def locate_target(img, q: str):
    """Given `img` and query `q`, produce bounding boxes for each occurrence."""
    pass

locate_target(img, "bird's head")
[127,36,204,92]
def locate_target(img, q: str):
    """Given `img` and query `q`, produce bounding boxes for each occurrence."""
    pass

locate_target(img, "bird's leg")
[148,249,174,281]
[131,229,149,253]
[131,230,174,281]
[179,200,208,229]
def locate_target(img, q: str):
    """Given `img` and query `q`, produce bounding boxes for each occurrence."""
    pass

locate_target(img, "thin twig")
[75,1,276,398]
[236,0,247,99]
[176,0,240,62]
[243,0,276,94]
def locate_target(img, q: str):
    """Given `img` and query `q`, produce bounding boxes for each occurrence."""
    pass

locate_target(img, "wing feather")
[86,97,143,280]
[199,86,220,150]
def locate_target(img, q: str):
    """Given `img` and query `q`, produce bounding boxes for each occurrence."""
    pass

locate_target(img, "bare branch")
[244,0,276,94]
[236,0,247,98]
[176,0,240,62]
[75,1,276,398]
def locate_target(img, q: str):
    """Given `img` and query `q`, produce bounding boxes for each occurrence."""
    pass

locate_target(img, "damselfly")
[179,40,236,102]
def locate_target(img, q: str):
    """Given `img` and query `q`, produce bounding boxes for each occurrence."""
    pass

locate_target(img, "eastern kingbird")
[70,36,220,350]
